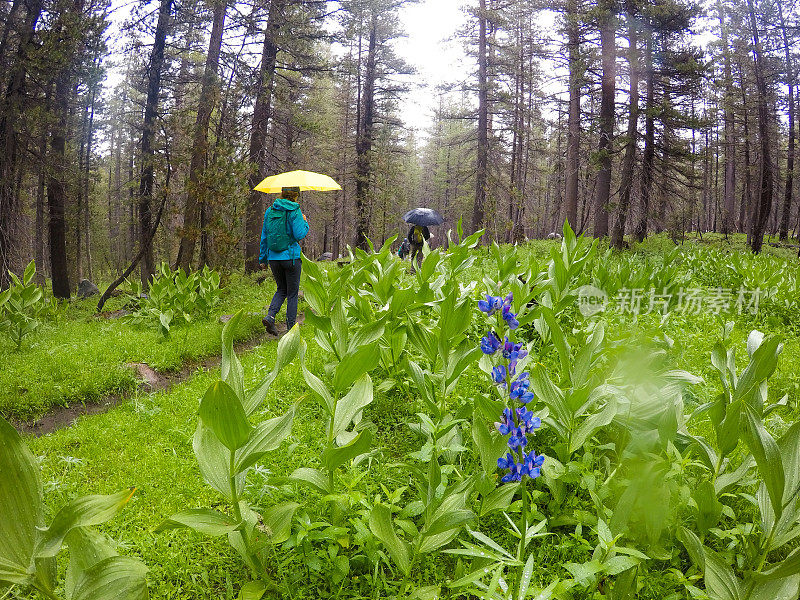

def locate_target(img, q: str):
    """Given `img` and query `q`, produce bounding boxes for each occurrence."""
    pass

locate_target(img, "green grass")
[0,273,280,420]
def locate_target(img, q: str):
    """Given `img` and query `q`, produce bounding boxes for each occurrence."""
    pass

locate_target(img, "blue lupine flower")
[503,338,527,360]
[494,407,514,435]
[504,292,514,307]
[508,428,528,450]
[502,305,520,329]
[481,331,502,355]
[492,365,507,384]
[509,376,534,403]
[497,453,523,483]
[478,295,504,315]
[522,451,545,479]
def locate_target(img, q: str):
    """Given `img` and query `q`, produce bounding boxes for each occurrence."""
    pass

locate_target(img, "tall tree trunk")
[0,0,43,289]
[354,12,377,250]
[47,52,73,299]
[245,0,283,273]
[611,3,637,248]
[138,0,171,287]
[739,78,752,233]
[718,0,736,236]
[592,0,615,238]
[778,0,795,242]
[634,31,654,242]
[176,0,226,271]
[472,0,488,234]
[564,0,580,229]
[745,0,773,254]
[83,84,96,280]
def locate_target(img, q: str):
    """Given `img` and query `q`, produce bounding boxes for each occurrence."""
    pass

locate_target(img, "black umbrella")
[402,208,444,227]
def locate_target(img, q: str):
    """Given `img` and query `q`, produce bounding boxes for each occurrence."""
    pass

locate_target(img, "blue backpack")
[266,207,296,253]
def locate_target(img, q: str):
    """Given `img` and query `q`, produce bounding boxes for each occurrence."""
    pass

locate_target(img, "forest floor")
[5,232,800,599]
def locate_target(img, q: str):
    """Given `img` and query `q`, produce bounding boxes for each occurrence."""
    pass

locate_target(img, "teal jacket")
[259,198,309,262]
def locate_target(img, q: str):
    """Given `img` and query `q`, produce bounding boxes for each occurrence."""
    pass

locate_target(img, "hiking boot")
[263,316,278,336]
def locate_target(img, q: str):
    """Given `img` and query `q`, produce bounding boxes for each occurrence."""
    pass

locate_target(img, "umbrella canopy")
[403,208,444,227]
[254,170,342,193]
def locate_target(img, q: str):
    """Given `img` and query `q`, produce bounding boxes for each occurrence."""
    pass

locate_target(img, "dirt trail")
[12,317,299,437]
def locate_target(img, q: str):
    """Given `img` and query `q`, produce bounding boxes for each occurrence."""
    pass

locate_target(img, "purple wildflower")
[481,331,502,355]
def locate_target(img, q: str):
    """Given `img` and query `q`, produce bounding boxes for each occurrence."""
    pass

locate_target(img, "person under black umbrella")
[403,208,444,269]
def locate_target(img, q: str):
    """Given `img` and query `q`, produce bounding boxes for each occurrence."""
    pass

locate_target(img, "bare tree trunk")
[245,0,283,273]
[176,0,226,271]
[611,3,637,249]
[0,0,43,289]
[745,0,773,254]
[84,84,96,280]
[48,55,72,299]
[718,0,736,236]
[138,0,171,287]
[564,0,580,228]
[472,0,488,234]
[354,12,377,250]
[593,0,615,238]
[634,31,654,243]
[740,78,752,233]
[778,0,795,242]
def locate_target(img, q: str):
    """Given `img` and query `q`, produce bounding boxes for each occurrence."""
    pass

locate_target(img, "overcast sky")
[395,0,472,134]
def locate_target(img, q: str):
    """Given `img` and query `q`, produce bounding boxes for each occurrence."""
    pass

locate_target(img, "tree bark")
[718,0,736,236]
[47,53,73,299]
[176,0,226,270]
[592,0,615,238]
[778,0,795,242]
[245,0,283,273]
[472,0,488,234]
[745,0,773,254]
[611,3,637,249]
[634,30,654,243]
[564,0,580,229]
[137,0,172,287]
[0,0,43,289]
[354,11,377,250]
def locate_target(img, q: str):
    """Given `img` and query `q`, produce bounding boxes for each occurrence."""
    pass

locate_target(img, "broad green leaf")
[331,374,373,439]
[235,407,294,474]
[64,528,117,600]
[322,429,372,472]
[262,501,300,544]
[0,556,30,585]
[193,421,243,501]
[693,481,723,535]
[480,483,518,517]
[756,547,800,580]
[302,362,335,416]
[369,504,410,575]
[22,260,36,286]
[273,324,303,375]
[610,566,638,600]
[747,575,800,600]
[744,407,784,519]
[36,488,135,558]
[0,415,41,576]
[333,346,379,393]
[155,509,241,536]
[237,580,269,600]
[348,321,385,355]
[778,421,800,505]
[288,467,331,495]
[703,548,741,600]
[423,509,474,539]
[569,395,617,453]
[70,555,148,600]
[472,414,509,475]
[198,381,252,451]
[603,556,639,576]
[221,312,245,401]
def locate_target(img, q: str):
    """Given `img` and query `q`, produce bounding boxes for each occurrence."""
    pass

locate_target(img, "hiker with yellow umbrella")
[255,170,340,335]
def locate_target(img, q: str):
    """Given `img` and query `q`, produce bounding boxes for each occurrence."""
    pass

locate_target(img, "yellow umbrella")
[254,170,342,193]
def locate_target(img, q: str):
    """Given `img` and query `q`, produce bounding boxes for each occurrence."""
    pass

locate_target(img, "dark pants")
[268,259,302,329]
[410,243,423,268]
